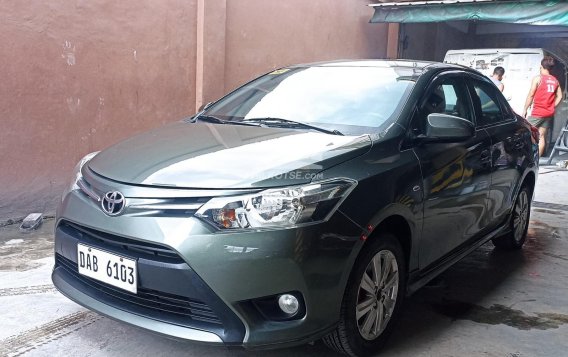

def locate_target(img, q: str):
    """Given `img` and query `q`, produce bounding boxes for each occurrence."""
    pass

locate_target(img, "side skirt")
[406,223,508,296]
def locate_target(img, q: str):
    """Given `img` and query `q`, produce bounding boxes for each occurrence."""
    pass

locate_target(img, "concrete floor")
[1,168,568,357]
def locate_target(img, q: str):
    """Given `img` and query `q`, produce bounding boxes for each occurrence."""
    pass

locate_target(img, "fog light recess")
[250,292,306,321]
[278,294,299,315]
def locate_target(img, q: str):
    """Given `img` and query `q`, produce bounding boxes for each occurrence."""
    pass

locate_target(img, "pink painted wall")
[0,0,388,220]
[224,0,388,92]
[0,1,198,219]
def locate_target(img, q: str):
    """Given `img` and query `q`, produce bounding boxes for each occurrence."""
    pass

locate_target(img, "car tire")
[492,185,532,250]
[323,233,406,357]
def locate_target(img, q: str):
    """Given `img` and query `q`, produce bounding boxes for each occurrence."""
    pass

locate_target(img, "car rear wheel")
[492,185,531,250]
[323,233,406,356]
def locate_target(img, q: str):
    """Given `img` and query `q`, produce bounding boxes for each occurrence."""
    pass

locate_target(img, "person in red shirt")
[523,56,563,157]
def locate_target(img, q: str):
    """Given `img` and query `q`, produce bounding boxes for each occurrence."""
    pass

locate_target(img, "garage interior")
[373,0,568,161]
[399,21,568,66]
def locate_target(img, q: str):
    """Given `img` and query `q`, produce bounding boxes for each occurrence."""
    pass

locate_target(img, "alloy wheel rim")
[356,250,399,341]
[513,190,529,243]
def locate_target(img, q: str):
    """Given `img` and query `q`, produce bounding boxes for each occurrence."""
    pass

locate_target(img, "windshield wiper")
[191,115,262,127]
[243,117,343,136]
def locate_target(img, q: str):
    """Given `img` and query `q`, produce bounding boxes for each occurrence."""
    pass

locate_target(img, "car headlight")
[62,151,99,201]
[195,179,357,230]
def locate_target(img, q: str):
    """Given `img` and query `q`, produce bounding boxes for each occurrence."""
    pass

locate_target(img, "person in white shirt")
[491,66,505,92]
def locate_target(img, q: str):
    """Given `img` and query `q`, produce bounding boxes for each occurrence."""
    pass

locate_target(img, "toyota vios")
[53,60,538,356]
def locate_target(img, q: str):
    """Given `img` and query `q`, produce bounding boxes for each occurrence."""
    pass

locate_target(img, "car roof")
[286,59,477,78]
[446,48,544,55]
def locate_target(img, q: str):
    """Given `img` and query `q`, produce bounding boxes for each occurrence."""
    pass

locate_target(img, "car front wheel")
[323,233,406,356]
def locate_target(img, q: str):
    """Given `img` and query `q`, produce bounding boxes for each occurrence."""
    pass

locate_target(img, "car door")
[412,73,493,269]
[466,76,531,230]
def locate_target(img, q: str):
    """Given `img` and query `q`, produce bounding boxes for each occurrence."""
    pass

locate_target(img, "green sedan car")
[53,60,538,356]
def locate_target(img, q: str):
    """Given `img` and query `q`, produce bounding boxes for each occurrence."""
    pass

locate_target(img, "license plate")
[77,243,137,294]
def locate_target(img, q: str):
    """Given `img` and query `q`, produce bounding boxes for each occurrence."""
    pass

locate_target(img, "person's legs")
[538,126,548,157]
[528,116,552,157]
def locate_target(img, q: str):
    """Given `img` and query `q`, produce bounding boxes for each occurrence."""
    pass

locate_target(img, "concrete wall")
[0,0,198,220]
[224,0,387,92]
[400,22,473,62]
[0,0,388,220]
[399,23,437,61]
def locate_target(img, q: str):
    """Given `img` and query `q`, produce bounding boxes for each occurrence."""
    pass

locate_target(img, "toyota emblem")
[101,191,126,216]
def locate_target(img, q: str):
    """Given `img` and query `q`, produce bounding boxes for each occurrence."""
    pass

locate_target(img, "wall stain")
[66,96,80,114]
[431,299,568,330]
[61,40,76,66]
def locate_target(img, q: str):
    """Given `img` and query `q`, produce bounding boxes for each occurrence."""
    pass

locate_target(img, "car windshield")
[202,65,416,135]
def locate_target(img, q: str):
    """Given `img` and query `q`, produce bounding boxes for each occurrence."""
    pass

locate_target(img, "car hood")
[87,122,372,189]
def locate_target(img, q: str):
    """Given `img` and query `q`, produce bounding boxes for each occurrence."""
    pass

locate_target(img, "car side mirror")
[419,113,474,143]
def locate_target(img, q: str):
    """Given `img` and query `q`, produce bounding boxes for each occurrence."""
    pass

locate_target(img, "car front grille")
[76,177,210,217]
[60,221,183,263]
[56,254,223,326]
[54,219,247,343]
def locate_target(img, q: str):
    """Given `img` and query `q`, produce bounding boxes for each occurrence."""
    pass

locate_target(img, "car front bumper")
[52,187,364,348]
